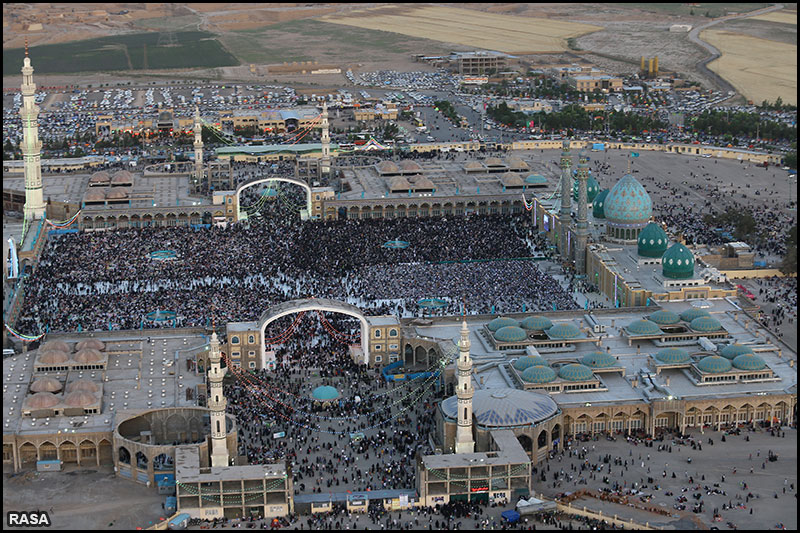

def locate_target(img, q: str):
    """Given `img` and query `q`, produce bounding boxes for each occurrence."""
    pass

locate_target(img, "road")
[688,3,785,96]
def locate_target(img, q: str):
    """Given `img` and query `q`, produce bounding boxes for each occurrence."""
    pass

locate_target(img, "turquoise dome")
[638,222,669,258]
[558,363,594,381]
[648,310,680,325]
[592,189,609,219]
[680,308,710,322]
[572,175,600,203]
[626,319,662,336]
[513,356,548,371]
[487,317,520,332]
[690,316,722,332]
[311,385,340,401]
[581,351,616,368]
[521,365,557,383]
[604,174,652,224]
[525,174,548,186]
[547,323,581,339]
[732,353,766,371]
[494,325,528,343]
[520,315,553,331]
[720,344,754,360]
[696,355,732,374]
[662,243,695,279]
[655,347,691,364]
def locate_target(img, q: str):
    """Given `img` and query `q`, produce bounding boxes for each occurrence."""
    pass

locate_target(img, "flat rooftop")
[3,333,207,439]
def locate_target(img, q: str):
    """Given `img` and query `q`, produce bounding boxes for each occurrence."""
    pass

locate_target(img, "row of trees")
[433,100,460,124]
[689,110,796,142]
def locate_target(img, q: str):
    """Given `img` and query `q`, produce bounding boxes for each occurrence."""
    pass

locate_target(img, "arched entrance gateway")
[235,175,313,221]
[259,298,370,365]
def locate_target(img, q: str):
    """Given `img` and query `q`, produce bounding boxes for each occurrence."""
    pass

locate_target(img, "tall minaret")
[320,101,331,176]
[192,105,204,192]
[575,148,590,274]
[207,331,230,467]
[20,42,46,222]
[558,140,572,258]
[455,319,475,454]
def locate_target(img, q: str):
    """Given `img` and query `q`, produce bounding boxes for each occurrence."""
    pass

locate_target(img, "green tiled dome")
[655,347,691,364]
[513,356,548,371]
[604,174,652,224]
[648,310,680,325]
[592,189,609,219]
[311,385,340,401]
[572,175,600,203]
[690,316,722,332]
[680,308,710,322]
[638,222,669,258]
[581,351,617,368]
[441,388,558,428]
[547,323,581,339]
[626,319,662,336]
[525,174,548,185]
[732,353,766,371]
[662,243,695,279]
[558,363,594,381]
[520,315,553,331]
[696,355,732,373]
[720,344,754,360]
[494,325,528,343]
[487,317,520,332]
[521,365,557,383]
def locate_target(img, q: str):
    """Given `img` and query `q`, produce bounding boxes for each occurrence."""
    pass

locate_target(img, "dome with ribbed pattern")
[626,319,663,336]
[655,347,691,364]
[720,344,754,360]
[581,351,617,368]
[26,392,60,409]
[513,356,549,371]
[520,315,553,331]
[680,308,710,322]
[604,174,652,224]
[487,317,520,332]
[696,355,732,373]
[547,323,581,339]
[558,363,594,381]
[494,326,528,343]
[311,386,340,401]
[732,353,766,371]
[521,365,557,383]
[648,310,681,325]
[441,388,558,428]
[690,316,722,332]
[30,377,62,393]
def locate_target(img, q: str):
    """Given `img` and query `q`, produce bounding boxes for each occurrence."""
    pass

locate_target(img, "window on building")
[249,335,255,344]
[389,329,397,337]
[231,336,240,345]
[375,329,381,338]
[249,361,256,369]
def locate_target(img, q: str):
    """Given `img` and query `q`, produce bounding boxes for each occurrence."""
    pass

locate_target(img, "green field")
[220,19,460,65]
[3,31,238,75]
[621,3,769,18]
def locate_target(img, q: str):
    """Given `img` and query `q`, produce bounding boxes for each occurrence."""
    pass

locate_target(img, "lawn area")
[3,31,238,75]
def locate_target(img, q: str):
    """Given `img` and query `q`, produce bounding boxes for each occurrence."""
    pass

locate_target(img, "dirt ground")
[2,465,166,530]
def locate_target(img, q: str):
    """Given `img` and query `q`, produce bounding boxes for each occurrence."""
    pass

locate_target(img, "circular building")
[30,377,62,393]
[520,316,553,331]
[581,352,616,368]
[558,363,594,381]
[654,347,691,364]
[720,344,754,360]
[680,308,710,322]
[662,243,695,279]
[311,385,340,402]
[648,310,680,326]
[487,317,520,332]
[689,316,722,333]
[603,174,652,242]
[76,339,105,351]
[732,353,766,371]
[521,365,557,384]
[494,326,528,343]
[513,356,549,371]
[592,189,609,219]
[547,323,581,340]
[626,319,662,336]
[637,222,668,258]
[696,355,733,374]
